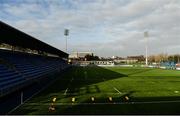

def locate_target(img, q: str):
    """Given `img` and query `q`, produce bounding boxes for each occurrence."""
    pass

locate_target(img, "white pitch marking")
[64,77,74,95]
[113,87,122,94]
[26,100,180,106]
[64,88,69,95]
[102,78,122,94]
[61,92,122,96]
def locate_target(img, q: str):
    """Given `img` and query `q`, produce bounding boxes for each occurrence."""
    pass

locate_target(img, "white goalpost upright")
[144,31,148,66]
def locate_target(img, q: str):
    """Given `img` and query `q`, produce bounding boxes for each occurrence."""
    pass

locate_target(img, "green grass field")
[11,66,180,114]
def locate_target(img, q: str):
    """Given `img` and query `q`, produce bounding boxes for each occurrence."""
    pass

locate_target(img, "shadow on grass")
[33,65,127,97]
[11,65,128,114]
[10,65,180,115]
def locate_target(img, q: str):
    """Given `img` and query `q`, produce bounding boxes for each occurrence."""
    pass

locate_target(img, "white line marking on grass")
[64,88,69,95]
[61,92,121,95]
[113,87,122,94]
[64,77,74,95]
[8,69,70,114]
[130,100,180,104]
[25,100,180,106]
[102,78,122,94]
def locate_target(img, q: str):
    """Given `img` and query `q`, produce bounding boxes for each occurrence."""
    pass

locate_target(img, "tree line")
[148,53,180,63]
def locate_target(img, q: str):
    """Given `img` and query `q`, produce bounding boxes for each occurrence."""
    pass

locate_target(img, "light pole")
[144,31,148,66]
[64,29,69,53]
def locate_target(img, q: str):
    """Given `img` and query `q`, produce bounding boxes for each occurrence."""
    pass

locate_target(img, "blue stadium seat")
[0,49,69,96]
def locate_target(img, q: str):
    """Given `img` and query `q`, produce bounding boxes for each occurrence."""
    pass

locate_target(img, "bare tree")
[148,55,155,63]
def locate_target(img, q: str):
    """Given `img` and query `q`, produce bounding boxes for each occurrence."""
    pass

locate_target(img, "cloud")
[0,0,180,57]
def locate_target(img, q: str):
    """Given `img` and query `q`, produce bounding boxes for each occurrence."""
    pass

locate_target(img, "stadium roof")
[0,21,68,58]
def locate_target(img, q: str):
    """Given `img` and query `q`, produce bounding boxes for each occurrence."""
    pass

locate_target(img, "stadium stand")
[160,61,176,69]
[0,49,69,96]
[0,21,70,98]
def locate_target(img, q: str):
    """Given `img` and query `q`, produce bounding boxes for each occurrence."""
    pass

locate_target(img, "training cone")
[53,97,56,102]
[72,97,76,102]
[109,97,113,102]
[91,97,95,102]
[125,96,129,101]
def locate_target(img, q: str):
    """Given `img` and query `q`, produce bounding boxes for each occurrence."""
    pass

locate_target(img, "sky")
[0,0,180,57]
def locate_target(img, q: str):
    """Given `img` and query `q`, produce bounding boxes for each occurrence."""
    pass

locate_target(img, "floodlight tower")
[64,29,69,53]
[144,31,148,66]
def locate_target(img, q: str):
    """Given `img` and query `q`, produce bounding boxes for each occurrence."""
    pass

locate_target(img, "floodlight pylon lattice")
[64,29,69,53]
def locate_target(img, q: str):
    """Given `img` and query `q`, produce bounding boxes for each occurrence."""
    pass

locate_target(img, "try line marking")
[64,77,74,95]
[113,87,122,94]
[25,100,180,106]
[102,77,123,95]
